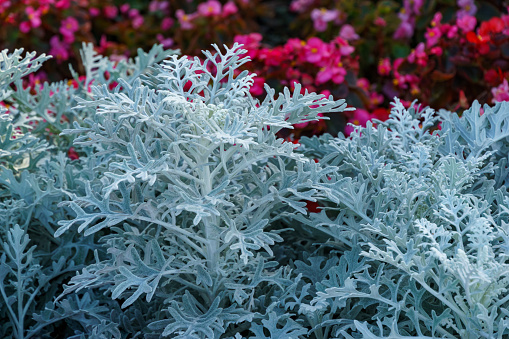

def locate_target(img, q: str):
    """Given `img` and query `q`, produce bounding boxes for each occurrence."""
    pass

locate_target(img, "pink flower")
[104,5,118,19]
[407,42,427,66]
[284,38,305,55]
[335,37,354,56]
[443,24,458,39]
[156,34,174,48]
[25,6,41,28]
[430,46,443,56]
[310,8,340,32]
[19,21,31,33]
[457,14,476,32]
[492,79,509,102]
[374,17,386,26]
[234,33,262,58]
[316,58,346,84]
[304,37,329,64]
[176,9,196,30]
[49,36,70,62]
[128,8,139,18]
[55,0,70,10]
[149,1,158,12]
[89,7,100,17]
[132,16,144,29]
[398,8,411,22]
[369,92,384,107]
[432,12,442,25]
[344,108,371,135]
[378,58,392,76]
[393,74,408,89]
[394,21,414,39]
[290,0,314,13]
[320,89,331,98]
[223,1,238,16]
[339,24,359,41]
[262,47,285,66]
[407,0,424,14]
[250,77,265,96]
[159,1,170,12]
[197,0,221,17]
[161,17,174,30]
[357,78,370,91]
[60,16,79,43]
[425,26,442,47]
[121,4,130,13]
[457,0,477,18]
[393,58,405,73]
[0,2,11,15]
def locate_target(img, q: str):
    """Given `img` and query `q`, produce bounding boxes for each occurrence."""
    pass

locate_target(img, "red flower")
[479,17,504,37]
[484,68,505,87]
[372,108,390,121]
[305,200,321,213]
[465,31,490,54]
[68,147,79,161]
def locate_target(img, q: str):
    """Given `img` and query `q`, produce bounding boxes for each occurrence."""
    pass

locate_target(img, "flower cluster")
[3,0,509,138]
[375,7,509,110]
[231,33,360,135]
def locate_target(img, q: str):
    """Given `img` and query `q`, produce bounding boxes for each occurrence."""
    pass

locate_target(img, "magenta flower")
[284,38,305,54]
[430,46,443,56]
[492,79,509,102]
[335,37,354,56]
[159,1,170,12]
[250,77,265,96]
[103,6,118,19]
[121,4,130,13]
[374,17,386,26]
[377,58,392,76]
[394,21,414,39]
[443,24,458,39]
[311,8,340,32]
[60,16,79,43]
[407,42,427,66]
[49,36,70,62]
[357,78,370,91]
[128,8,139,18]
[197,0,222,17]
[457,0,477,18]
[339,24,359,41]
[161,17,174,30]
[304,37,328,64]
[132,16,144,29]
[149,1,158,12]
[19,21,31,33]
[425,26,442,47]
[457,14,476,32]
[156,34,174,48]
[150,1,170,13]
[176,9,196,30]
[25,6,41,28]
[431,12,442,26]
[290,0,314,13]
[89,8,100,17]
[234,33,262,58]
[55,0,70,9]
[223,1,238,16]
[316,58,346,84]
[344,108,371,136]
[407,0,424,14]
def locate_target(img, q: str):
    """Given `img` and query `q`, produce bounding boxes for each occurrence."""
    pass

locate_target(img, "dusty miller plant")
[2,41,509,339]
